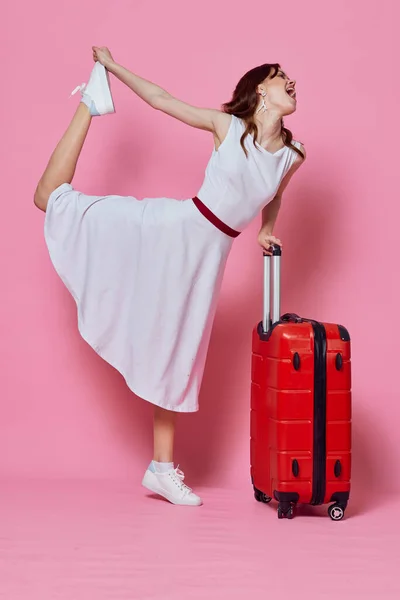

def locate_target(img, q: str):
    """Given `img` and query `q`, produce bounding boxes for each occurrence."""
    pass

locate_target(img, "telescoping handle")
[262,244,282,333]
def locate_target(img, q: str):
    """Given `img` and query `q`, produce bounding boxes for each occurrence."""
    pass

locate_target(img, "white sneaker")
[142,466,203,506]
[70,62,115,116]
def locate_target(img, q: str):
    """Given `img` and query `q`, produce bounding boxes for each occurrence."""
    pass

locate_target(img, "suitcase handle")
[281,313,303,324]
[262,244,281,333]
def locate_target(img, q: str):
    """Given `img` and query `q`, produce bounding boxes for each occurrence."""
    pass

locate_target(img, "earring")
[256,90,267,114]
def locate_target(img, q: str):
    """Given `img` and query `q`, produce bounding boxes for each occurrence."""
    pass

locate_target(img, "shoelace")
[170,467,192,495]
[70,83,87,98]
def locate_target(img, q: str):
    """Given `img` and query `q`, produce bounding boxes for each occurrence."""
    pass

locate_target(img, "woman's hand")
[257,227,282,255]
[92,46,115,69]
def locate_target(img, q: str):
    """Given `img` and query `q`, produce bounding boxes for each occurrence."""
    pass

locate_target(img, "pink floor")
[1,480,399,599]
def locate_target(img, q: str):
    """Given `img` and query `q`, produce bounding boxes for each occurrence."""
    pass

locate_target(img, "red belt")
[192,196,240,238]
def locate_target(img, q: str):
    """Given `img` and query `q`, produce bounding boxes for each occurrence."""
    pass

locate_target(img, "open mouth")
[286,86,296,99]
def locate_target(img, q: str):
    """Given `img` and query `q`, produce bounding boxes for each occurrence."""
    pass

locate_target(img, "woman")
[34,47,305,507]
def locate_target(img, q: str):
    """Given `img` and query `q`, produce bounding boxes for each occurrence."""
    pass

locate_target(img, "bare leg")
[153,406,177,463]
[34,104,92,212]
[143,406,202,505]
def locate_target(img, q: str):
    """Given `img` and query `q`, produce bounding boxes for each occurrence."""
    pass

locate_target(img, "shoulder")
[292,140,306,161]
[275,144,305,196]
[297,143,306,160]
[213,111,235,135]
[213,112,237,149]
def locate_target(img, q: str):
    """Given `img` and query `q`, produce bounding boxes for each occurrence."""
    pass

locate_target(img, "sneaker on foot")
[70,62,115,116]
[142,466,203,506]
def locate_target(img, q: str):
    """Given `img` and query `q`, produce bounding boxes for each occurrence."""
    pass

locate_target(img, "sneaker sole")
[141,471,202,506]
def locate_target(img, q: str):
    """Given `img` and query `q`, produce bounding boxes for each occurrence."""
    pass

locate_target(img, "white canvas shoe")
[142,466,203,506]
[70,62,115,116]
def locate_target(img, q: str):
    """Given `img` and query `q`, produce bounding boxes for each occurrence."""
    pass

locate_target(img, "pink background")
[2,1,400,598]
[2,2,399,493]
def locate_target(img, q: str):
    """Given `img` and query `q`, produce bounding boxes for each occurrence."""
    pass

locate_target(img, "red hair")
[222,64,304,159]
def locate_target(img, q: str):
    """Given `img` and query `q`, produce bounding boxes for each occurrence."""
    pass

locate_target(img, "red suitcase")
[250,245,351,520]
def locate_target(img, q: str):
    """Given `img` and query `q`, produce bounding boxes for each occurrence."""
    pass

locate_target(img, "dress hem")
[83,334,200,414]
[44,210,199,414]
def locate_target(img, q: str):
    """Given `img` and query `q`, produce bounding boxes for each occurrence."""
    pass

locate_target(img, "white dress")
[44,116,300,412]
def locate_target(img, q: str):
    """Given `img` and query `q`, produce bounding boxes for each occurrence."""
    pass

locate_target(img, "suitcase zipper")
[306,320,327,506]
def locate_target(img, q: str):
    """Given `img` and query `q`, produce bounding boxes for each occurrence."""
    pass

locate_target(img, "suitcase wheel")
[254,487,272,504]
[328,503,345,521]
[278,503,295,519]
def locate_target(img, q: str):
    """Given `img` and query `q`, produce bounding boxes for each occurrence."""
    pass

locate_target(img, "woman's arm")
[258,148,306,252]
[261,195,282,234]
[262,148,306,230]
[93,46,229,136]
[110,60,221,131]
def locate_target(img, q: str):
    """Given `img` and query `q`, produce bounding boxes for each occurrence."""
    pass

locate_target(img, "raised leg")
[34,103,92,212]
[153,405,177,463]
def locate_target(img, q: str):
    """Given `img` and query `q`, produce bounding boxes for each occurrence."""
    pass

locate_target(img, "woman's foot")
[142,462,203,506]
[70,62,115,116]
